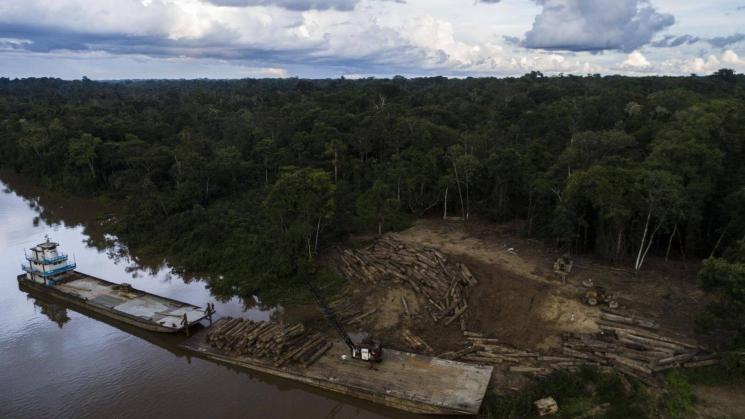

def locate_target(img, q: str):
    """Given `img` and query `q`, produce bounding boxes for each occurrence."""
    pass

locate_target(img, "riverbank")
[0,178,413,419]
[4,172,742,418]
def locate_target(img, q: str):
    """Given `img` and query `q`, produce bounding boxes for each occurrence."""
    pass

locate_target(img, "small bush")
[664,370,694,418]
[483,366,654,419]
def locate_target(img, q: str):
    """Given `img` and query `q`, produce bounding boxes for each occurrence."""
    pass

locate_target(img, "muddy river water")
[0,175,416,419]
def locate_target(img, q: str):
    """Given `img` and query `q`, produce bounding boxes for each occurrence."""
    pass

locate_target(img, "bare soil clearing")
[693,385,745,418]
[289,218,712,396]
[380,219,706,351]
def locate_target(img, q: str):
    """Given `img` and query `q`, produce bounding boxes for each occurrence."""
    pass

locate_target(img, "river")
[0,175,416,419]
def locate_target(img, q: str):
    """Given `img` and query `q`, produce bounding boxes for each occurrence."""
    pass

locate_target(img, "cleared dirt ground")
[693,385,745,419]
[347,219,709,352]
[285,218,713,396]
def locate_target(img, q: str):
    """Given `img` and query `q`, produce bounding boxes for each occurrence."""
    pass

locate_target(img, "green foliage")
[697,257,745,347]
[263,167,336,261]
[355,180,404,234]
[671,354,745,387]
[67,133,102,180]
[1,73,744,300]
[484,366,654,419]
[664,370,695,418]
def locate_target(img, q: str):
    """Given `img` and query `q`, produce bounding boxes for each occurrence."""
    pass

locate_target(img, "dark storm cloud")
[0,23,308,62]
[519,0,674,52]
[708,33,745,48]
[0,21,423,76]
[650,34,699,48]
[502,35,521,46]
[202,0,404,11]
[651,33,745,49]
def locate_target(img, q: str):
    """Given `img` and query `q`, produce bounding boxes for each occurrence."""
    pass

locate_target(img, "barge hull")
[17,273,207,333]
[180,324,492,415]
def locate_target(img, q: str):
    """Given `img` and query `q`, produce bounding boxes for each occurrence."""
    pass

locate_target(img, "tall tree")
[263,167,336,260]
[633,169,684,271]
[67,133,102,180]
[356,180,400,234]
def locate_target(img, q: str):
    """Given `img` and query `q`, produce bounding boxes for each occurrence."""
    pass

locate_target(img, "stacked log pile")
[438,335,562,377]
[561,311,717,385]
[338,236,476,326]
[445,314,717,385]
[206,317,332,368]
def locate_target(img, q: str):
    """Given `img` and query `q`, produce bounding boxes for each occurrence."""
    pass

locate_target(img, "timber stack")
[206,317,332,368]
[560,310,717,385]
[446,312,718,385]
[327,293,379,326]
[438,335,561,378]
[338,235,476,326]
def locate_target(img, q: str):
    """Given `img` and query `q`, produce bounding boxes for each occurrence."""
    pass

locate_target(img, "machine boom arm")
[307,282,356,351]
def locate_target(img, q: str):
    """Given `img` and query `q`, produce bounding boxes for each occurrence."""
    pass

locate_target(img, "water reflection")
[2,172,276,317]
[28,293,70,328]
[0,174,412,419]
[19,281,190,359]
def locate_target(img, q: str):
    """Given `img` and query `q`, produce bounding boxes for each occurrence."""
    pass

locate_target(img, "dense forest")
[2,72,745,346]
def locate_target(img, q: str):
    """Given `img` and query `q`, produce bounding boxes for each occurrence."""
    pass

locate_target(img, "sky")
[0,0,744,79]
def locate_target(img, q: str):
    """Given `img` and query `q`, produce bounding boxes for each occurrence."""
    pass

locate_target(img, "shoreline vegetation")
[3,73,745,416]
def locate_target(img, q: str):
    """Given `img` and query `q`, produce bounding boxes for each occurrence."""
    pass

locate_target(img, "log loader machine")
[307,282,383,363]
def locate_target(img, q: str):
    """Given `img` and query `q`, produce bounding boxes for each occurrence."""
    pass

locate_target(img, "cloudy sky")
[0,0,744,79]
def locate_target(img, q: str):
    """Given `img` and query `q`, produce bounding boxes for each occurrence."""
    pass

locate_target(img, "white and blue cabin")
[22,236,76,286]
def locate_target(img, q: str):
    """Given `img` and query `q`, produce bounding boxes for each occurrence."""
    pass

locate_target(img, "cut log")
[467,337,500,344]
[444,303,468,326]
[600,311,659,330]
[605,353,653,375]
[438,345,481,360]
[346,308,378,324]
[597,322,698,350]
[683,359,719,368]
[657,352,696,366]
[461,356,503,364]
[534,397,559,416]
[401,296,410,317]
[303,341,333,368]
[510,366,549,373]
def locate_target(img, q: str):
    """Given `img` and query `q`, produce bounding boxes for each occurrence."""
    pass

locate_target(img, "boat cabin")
[22,236,76,285]
[18,236,213,333]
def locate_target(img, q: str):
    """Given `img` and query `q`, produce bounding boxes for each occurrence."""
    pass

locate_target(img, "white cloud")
[0,0,743,78]
[515,52,603,74]
[0,37,32,50]
[683,55,721,73]
[722,49,745,66]
[621,50,652,70]
[654,49,745,75]
[204,0,360,10]
[522,0,674,52]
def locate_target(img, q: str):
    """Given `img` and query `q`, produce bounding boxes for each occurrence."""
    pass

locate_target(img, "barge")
[180,320,493,415]
[18,236,212,333]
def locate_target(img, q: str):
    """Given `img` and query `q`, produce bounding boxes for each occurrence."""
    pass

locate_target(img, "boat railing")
[22,262,77,277]
[25,253,69,264]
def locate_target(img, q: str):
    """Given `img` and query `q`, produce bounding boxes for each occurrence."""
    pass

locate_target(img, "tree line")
[1,72,745,343]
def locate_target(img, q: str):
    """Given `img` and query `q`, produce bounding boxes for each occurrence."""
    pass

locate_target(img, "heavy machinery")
[307,282,383,363]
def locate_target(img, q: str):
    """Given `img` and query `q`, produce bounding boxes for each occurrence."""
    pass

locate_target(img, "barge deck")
[17,272,210,333]
[179,322,493,415]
